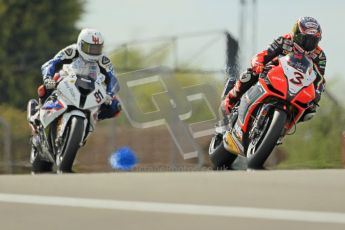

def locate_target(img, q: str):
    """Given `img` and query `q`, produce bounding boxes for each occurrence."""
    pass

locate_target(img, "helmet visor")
[294,33,320,52]
[80,40,103,56]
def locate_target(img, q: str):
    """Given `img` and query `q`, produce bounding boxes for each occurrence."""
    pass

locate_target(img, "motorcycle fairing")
[57,76,81,108]
[223,130,242,155]
[82,80,107,110]
[56,110,88,146]
[285,83,316,129]
[280,55,316,95]
[238,83,266,128]
[40,97,67,128]
[236,53,317,133]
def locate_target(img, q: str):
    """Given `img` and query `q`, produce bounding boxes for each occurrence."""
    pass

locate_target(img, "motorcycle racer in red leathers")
[222,16,326,122]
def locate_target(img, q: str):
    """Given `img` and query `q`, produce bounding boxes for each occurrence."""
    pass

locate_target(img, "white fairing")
[57,110,89,144]
[39,59,107,141]
[279,56,316,95]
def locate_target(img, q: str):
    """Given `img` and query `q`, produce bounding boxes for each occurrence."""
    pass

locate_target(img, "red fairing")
[239,74,286,132]
[292,84,315,105]
[287,84,316,128]
[239,62,315,132]
[266,64,288,99]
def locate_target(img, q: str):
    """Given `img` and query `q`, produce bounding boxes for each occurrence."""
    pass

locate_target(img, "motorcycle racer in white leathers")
[41,28,121,120]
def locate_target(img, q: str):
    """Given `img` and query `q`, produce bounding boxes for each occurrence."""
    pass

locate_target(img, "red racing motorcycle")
[209,51,318,169]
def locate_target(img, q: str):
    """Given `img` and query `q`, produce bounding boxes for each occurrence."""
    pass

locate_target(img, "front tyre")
[247,109,287,169]
[56,116,85,173]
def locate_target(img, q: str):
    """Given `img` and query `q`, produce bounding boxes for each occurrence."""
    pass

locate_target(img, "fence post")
[342,131,345,168]
[0,117,12,173]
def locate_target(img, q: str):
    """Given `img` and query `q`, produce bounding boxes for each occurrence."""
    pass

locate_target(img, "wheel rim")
[209,134,223,155]
[56,125,70,164]
[247,115,271,157]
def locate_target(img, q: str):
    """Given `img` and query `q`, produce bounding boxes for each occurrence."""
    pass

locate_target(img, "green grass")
[185,100,215,123]
[277,97,345,169]
[131,81,165,113]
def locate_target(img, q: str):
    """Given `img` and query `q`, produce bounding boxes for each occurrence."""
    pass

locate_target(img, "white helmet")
[77,28,104,62]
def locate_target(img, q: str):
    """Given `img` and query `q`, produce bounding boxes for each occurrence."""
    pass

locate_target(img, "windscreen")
[286,52,313,74]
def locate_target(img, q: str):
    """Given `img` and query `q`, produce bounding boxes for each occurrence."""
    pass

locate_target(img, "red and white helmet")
[77,28,104,62]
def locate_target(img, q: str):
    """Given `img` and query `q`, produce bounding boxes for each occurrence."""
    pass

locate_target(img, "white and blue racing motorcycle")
[27,62,107,173]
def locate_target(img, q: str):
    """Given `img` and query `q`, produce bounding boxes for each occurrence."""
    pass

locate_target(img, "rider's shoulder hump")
[98,54,113,67]
[61,44,78,59]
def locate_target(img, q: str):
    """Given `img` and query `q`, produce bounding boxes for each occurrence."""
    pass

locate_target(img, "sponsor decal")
[92,35,100,44]
[102,56,110,65]
[305,21,318,29]
[275,37,283,44]
[42,99,64,111]
[64,48,73,56]
[319,60,326,65]
[271,76,285,82]
[303,90,312,98]
[64,81,76,98]
[290,72,304,86]
[318,52,325,59]
[239,73,251,83]
[310,53,317,59]
[294,53,303,60]
[305,29,318,35]
[234,122,243,140]
[224,132,240,155]
[283,44,292,52]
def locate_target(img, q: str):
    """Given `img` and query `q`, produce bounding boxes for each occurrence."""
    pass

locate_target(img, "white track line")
[0,193,344,224]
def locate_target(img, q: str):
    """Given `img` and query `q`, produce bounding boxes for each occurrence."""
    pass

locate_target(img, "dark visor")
[81,40,103,55]
[294,34,320,52]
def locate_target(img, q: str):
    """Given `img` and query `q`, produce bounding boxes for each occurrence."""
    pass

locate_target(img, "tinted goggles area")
[81,40,103,55]
[294,33,320,51]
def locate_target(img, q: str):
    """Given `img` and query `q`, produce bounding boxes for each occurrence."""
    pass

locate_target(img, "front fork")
[248,104,286,146]
[249,104,272,140]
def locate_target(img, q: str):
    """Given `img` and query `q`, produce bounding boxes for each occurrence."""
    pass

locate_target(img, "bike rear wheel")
[210,142,238,170]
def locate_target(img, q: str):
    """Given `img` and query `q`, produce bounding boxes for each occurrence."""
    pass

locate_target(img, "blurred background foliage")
[279,96,345,169]
[0,0,344,173]
[0,0,84,108]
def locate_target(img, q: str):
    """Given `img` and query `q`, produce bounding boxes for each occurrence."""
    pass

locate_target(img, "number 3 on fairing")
[94,90,104,103]
[290,72,304,86]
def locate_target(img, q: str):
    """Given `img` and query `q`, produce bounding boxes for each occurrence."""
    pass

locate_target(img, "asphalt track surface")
[0,170,344,230]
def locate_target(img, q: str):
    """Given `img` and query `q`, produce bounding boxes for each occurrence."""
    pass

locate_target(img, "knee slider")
[239,71,252,83]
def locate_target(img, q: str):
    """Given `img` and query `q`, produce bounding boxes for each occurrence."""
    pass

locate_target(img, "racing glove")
[104,94,113,105]
[221,96,234,115]
[44,78,56,90]
[252,62,264,75]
